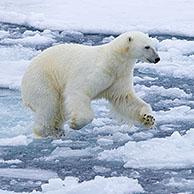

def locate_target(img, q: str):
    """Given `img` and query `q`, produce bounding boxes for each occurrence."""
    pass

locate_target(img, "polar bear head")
[111,31,160,64]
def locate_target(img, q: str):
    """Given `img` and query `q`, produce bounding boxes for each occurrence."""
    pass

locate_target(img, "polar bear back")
[30,44,106,85]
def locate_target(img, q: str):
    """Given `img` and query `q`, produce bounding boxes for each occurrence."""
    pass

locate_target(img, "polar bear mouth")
[146,58,154,63]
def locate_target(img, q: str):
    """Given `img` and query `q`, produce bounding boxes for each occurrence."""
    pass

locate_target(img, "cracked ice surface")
[0,19,194,194]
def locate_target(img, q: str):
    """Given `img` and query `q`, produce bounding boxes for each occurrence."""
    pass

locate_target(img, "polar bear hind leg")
[31,88,65,138]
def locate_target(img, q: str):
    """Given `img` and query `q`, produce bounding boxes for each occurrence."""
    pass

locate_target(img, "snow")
[41,176,143,194]
[165,177,194,191]
[97,137,114,146]
[0,176,143,194]
[0,0,194,37]
[43,147,96,161]
[99,128,194,169]
[0,34,56,48]
[135,84,192,99]
[0,60,29,90]
[0,159,22,164]
[0,30,9,39]
[93,166,111,173]
[0,168,58,181]
[159,39,194,55]
[0,45,39,89]
[156,106,194,123]
[0,135,31,146]
[131,131,154,141]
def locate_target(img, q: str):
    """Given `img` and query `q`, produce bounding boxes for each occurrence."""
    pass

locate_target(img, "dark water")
[0,22,194,193]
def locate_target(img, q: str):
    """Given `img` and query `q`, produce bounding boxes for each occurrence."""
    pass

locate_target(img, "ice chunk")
[93,166,111,173]
[99,128,194,169]
[52,139,73,145]
[0,135,31,146]
[0,33,55,47]
[156,106,194,122]
[43,147,96,161]
[160,124,182,131]
[60,30,84,42]
[0,45,39,89]
[165,177,194,191]
[101,36,115,44]
[0,176,143,194]
[0,46,39,61]
[159,39,194,56]
[0,60,29,89]
[0,30,9,39]
[93,124,132,135]
[92,118,110,127]
[41,178,67,192]
[132,131,154,141]
[112,132,132,143]
[0,159,22,164]
[0,168,58,181]
[97,137,113,146]
[41,176,144,194]
[135,85,192,99]
[134,76,156,83]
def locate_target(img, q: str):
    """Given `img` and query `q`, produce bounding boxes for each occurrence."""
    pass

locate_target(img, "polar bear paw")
[70,117,79,130]
[33,127,65,139]
[141,114,155,128]
[69,113,93,130]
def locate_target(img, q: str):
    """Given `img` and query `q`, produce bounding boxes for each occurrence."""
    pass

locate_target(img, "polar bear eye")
[145,46,150,49]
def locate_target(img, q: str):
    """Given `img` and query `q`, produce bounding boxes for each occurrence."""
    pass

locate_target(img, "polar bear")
[21,31,160,138]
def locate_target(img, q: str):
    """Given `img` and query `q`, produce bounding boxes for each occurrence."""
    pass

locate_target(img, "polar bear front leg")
[105,75,156,128]
[65,92,94,130]
[108,92,156,128]
[126,96,156,128]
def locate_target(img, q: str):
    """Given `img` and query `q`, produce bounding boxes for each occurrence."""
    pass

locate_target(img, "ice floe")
[0,135,31,146]
[0,0,194,36]
[99,128,194,169]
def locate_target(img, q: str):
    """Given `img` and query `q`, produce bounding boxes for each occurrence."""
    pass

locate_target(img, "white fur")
[21,31,159,137]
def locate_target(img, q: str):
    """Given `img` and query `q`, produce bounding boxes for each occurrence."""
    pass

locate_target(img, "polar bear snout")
[144,48,160,64]
[145,55,160,64]
[154,57,160,63]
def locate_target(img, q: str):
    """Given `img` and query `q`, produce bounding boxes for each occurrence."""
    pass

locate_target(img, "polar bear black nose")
[154,57,160,63]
